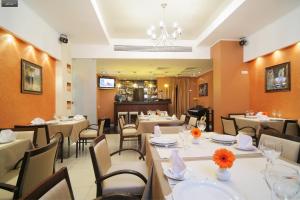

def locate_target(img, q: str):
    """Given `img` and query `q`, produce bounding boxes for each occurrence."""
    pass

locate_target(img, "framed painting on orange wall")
[265,62,290,92]
[199,83,208,96]
[21,59,43,94]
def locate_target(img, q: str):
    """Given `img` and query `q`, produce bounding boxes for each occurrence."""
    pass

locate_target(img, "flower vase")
[216,168,231,181]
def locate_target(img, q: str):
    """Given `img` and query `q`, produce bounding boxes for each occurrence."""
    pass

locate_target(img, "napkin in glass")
[31,117,45,125]
[236,133,253,149]
[74,114,84,120]
[172,114,177,120]
[0,129,16,142]
[154,125,161,137]
[170,149,186,178]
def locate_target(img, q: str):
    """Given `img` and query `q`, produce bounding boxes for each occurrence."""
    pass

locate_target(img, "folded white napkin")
[256,113,269,121]
[237,133,253,148]
[170,149,186,178]
[74,114,84,120]
[31,117,45,125]
[141,112,144,116]
[0,129,16,142]
[172,114,177,120]
[154,125,161,137]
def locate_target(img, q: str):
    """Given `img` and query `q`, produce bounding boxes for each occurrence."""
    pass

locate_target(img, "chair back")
[119,117,124,130]
[188,117,197,127]
[179,115,186,122]
[89,135,112,178]
[98,119,105,136]
[259,133,300,163]
[121,115,126,125]
[283,120,299,136]
[23,167,74,200]
[221,116,238,136]
[14,138,59,199]
[228,113,245,118]
[15,125,50,148]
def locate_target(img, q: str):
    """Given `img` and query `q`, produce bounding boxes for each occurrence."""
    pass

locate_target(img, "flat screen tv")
[99,77,115,89]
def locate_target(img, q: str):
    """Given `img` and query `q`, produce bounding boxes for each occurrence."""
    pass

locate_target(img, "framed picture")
[21,59,43,94]
[265,62,290,92]
[199,83,208,96]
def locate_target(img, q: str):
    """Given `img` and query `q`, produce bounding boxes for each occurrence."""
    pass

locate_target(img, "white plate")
[173,180,245,200]
[211,134,236,142]
[164,168,192,181]
[150,137,177,145]
[211,139,236,145]
[234,144,256,151]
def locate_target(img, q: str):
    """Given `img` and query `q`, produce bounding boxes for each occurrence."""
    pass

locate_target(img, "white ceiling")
[97,59,212,79]
[24,0,300,46]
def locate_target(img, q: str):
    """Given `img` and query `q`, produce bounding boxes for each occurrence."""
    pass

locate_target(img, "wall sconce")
[133,83,138,88]
[6,34,14,43]
[164,84,169,88]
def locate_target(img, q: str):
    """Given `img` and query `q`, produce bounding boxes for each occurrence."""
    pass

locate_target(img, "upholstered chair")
[89,135,147,198]
[179,114,186,123]
[188,116,198,127]
[23,167,74,200]
[119,117,141,153]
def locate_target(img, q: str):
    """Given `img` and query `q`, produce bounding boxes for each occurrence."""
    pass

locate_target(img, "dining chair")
[76,119,105,158]
[221,116,257,141]
[0,137,59,199]
[282,120,300,136]
[89,135,147,198]
[119,117,142,153]
[258,132,300,163]
[15,124,64,163]
[97,194,140,200]
[188,116,198,127]
[23,167,74,200]
[179,114,186,123]
[228,113,246,118]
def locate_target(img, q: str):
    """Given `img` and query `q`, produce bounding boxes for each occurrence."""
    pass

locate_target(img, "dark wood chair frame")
[23,167,74,200]
[0,139,59,200]
[258,131,300,163]
[118,117,142,154]
[76,119,105,158]
[221,116,257,142]
[14,125,64,163]
[228,113,246,118]
[89,135,146,198]
[97,193,140,200]
[282,120,300,136]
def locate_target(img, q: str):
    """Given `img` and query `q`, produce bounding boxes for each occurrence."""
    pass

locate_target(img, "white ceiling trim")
[90,0,111,44]
[209,38,240,48]
[111,38,195,47]
[193,0,246,47]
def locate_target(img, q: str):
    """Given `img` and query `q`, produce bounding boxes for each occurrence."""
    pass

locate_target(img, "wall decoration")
[199,83,208,96]
[21,59,43,94]
[265,62,290,92]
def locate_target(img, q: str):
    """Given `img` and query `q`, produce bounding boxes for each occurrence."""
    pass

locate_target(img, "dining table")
[143,132,300,200]
[0,139,33,178]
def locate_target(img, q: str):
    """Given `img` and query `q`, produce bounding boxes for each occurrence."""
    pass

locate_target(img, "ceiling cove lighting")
[147,3,182,46]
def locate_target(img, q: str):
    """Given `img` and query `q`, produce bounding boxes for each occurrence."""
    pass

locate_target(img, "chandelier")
[147,3,182,46]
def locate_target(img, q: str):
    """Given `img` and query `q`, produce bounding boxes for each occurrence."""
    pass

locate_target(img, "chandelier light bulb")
[147,29,152,36]
[172,32,177,39]
[159,21,165,28]
[173,22,178,28]
[177,27,182,34]
[150,25,155,30]
[151,34,157,39]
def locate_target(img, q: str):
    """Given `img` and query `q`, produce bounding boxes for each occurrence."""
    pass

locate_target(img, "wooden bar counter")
[114,99,171,127]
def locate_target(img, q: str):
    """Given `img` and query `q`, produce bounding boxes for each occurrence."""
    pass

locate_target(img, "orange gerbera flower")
[213,148,236,169]
[191,128,201,138]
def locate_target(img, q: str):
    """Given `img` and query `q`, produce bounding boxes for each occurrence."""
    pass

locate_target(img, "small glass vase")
[217,168,231,181]
[192,137,201,144]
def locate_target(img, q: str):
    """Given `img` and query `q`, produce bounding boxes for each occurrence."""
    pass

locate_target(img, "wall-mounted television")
[98,77,115,89]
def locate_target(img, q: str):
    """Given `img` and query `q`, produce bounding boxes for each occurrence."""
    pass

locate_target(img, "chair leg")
[138,135,142,151]
[60,139,64,163]
[82,140,84,152]
[119,136,123,155]
[68,137,70,157]
[76,141,78,158]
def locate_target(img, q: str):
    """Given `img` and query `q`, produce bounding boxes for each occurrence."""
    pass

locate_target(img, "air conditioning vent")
[114,45,192,52]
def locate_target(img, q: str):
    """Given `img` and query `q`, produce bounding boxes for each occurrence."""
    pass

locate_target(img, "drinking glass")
[259,140,282,173]
[265,164,300,200]
[272,110,277,118]
[277,111,282,118]
[197,121,206,132]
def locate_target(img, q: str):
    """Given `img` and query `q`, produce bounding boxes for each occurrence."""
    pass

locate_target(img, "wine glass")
[259,140,282,173]
[277,111,282,119]
[265,164,300,200]
[197,121,206,132]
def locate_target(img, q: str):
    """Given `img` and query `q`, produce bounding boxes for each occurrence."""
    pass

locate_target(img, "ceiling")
[96,59,212,79]
[24,0,300,46]
[99,0,232,39]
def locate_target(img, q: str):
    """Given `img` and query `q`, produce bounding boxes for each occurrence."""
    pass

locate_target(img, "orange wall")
[248,43,300,119]
[0,28,56,127]
[97,88,117,123]
[211,41,250,132]
[196,71,213,108]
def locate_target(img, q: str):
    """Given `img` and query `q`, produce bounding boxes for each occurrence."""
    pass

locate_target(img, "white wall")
[72,59,97,124]
[71,44,210,59]
[0,0,61,59]
[244,5,300,62]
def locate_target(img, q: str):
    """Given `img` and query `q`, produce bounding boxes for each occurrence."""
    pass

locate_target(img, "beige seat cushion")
[0,169,19,200]
[80,129,97,138]
[103,162,147,196]
[124,124,136,128]
[123,128,139,136]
